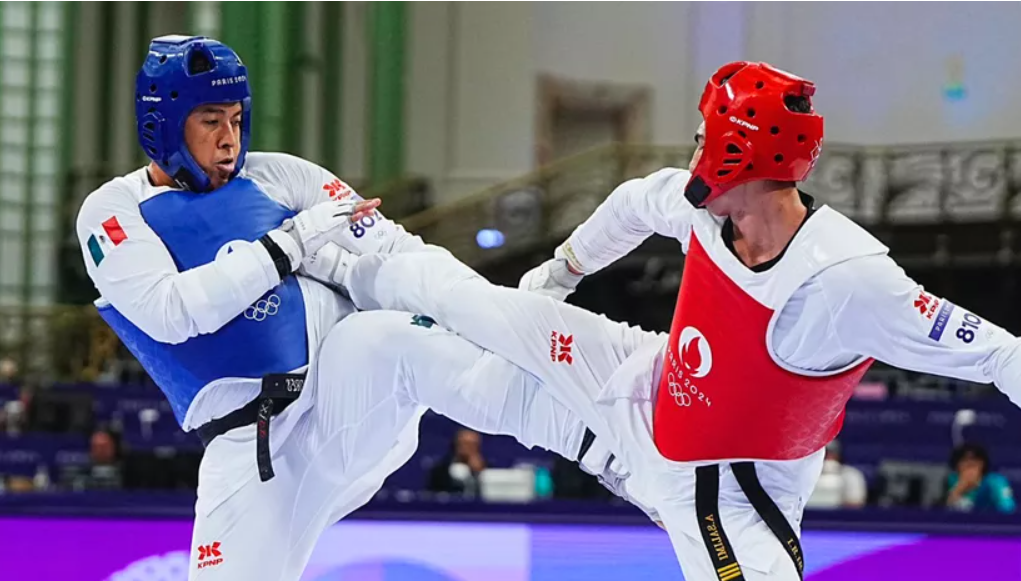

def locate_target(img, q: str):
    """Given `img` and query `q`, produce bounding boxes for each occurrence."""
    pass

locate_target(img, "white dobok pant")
[189,310,593,581]
[341,250,818,581]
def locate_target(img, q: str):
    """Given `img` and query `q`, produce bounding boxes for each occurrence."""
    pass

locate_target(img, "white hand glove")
[290,199,364,257]
[330,210,415,257]
[266,199,360,271]
[298,242,353,289]
[518,257,584,301]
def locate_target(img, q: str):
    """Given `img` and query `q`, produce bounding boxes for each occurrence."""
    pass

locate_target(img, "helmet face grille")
[721,141,746,168]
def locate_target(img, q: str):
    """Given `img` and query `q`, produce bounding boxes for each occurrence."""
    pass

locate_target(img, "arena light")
[476,228,505,249]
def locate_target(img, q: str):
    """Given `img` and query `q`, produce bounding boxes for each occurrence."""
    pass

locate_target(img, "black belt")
[695,462,804,581]
[196,373,306,482]
[577,427,621,476]
[577,427,598,459]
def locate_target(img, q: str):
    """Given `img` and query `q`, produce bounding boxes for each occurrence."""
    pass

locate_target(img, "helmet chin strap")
[173,170,197,192]
[684,175,713,208]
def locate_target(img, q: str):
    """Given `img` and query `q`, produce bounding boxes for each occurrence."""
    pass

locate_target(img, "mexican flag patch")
[87,216,128,266]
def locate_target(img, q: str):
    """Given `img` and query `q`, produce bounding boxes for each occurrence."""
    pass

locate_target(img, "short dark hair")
[784,95,812,114]
[950,442,991,475]
[188,49,214,75]
[719,71,812,114]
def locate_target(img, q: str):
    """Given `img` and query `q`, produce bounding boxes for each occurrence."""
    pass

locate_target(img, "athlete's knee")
[321,311,406,362]
[394,251,485,296]
[329,311,445,361]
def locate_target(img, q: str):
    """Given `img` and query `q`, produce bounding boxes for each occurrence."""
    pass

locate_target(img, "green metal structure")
[367,2,406,185]
[0,2,69,309]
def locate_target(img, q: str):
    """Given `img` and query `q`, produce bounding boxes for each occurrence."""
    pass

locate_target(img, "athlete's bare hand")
[352,198,381,222]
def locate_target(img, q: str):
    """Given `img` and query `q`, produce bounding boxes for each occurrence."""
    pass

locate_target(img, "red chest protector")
[653,233,873,462]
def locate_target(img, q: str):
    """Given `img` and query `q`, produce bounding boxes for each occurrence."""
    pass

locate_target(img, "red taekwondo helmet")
[685,61,824,208]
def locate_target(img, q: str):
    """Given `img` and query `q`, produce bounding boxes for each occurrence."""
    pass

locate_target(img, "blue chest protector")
[97,178,309,425]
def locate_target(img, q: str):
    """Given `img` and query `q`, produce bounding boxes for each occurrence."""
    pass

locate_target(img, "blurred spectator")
[85,427,124,490]
[6,475,35,494]
[26,387,92,434]
[1,400,24,436]
[946,443,1015,514]
[0,356,17,382]
[95,344,149,386]
[428,429,487,497]
[806,440,868,509]
[0,387,33,436]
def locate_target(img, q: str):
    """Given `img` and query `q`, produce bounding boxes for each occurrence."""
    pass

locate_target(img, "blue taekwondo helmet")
[135,35,252,192]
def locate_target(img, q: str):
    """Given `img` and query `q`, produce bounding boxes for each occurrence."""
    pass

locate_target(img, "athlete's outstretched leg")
[343,251,662,442]
[325,309,589,461]
[323,309,663,520]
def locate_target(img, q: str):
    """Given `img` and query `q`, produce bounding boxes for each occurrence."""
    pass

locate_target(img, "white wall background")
[534,2,695,146]
[782,2,1021,145]
[360,2,1021,203]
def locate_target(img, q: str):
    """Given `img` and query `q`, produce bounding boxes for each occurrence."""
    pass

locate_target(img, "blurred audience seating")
[1,371,1019,515]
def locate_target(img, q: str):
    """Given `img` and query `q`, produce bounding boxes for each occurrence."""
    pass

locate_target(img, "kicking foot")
[329,199,416,257]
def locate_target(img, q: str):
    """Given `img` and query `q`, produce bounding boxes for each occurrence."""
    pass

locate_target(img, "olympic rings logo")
[244,294,281,322]
[666,372,691,407]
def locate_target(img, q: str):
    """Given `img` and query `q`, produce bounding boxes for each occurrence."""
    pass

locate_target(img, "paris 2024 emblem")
[666,326,713,408]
